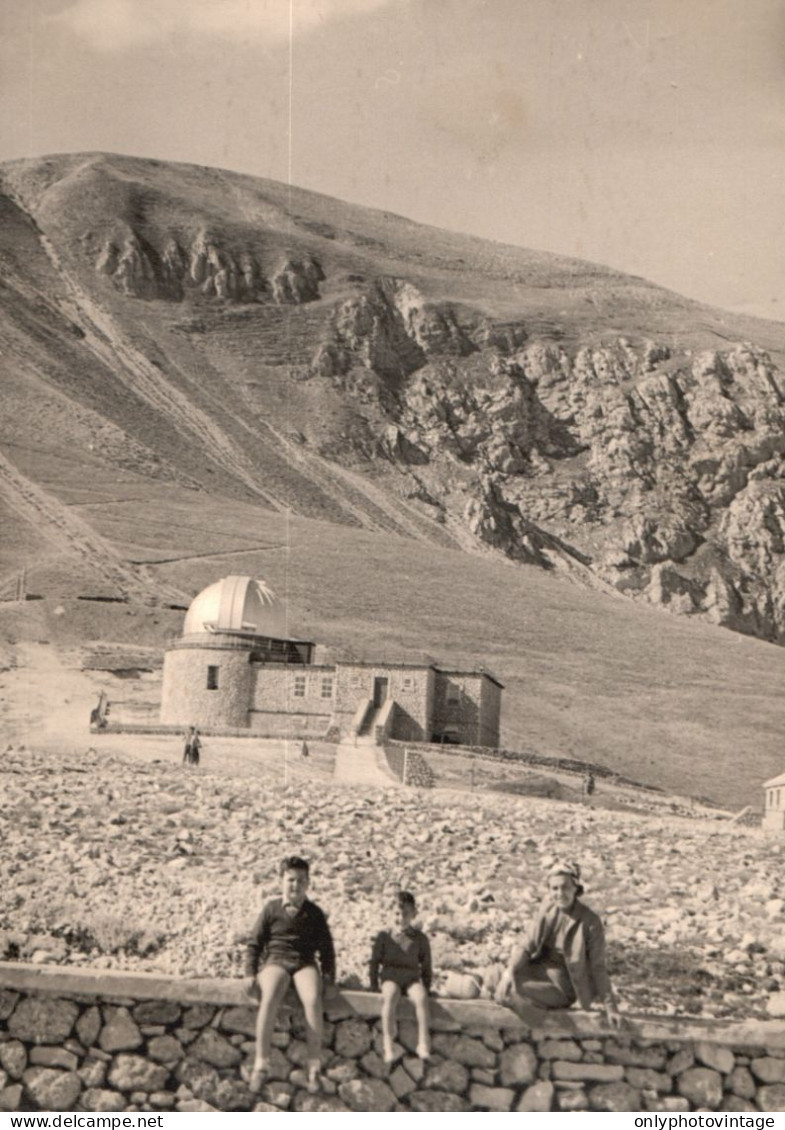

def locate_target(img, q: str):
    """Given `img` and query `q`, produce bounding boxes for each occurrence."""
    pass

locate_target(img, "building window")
[294,675,306,698]
[402,677,413,690]
[207,665,219,690]
[321,677,333,699]
[446,683,460,704]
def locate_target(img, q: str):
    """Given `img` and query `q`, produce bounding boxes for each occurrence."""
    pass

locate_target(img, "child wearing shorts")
[245,856,335,1094]
[369,890,432,1064]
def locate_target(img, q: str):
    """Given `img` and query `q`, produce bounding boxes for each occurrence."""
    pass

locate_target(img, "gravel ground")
[2,741,784,1021]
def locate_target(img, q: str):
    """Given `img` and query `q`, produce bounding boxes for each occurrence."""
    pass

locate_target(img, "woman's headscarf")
[547,859,584,896]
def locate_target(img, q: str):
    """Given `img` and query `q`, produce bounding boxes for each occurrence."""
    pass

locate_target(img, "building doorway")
[373,677,389,708]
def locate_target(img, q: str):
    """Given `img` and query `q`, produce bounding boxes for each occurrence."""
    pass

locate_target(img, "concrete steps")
[333,739,399,787]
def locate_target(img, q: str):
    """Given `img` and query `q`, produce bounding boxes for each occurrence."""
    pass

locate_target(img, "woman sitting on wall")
[496,860,622,1029]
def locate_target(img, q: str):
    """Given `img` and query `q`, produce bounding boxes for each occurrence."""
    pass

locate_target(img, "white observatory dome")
[182,575,288,639]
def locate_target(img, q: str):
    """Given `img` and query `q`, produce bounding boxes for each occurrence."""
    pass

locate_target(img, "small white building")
[762,771,785,832]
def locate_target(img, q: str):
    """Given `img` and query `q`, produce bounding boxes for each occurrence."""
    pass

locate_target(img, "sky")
[1,0,783,319]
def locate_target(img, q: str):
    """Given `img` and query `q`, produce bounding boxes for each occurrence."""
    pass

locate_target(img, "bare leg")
[380,981,401,1061]
[292,964,324,1088]
[406,982,431,1059]
[254,965,291,1073]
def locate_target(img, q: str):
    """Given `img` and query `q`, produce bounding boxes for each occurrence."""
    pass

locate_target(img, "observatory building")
[160,575,502,747]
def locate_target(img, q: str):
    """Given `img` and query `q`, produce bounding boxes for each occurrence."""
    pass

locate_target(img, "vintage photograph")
[1,0,784,1116]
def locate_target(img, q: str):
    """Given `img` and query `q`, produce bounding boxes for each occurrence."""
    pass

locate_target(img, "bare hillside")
[2,153,785,804]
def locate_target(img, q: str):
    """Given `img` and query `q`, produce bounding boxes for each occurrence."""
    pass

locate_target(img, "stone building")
[763,771,785,832]
[160,575,502,746]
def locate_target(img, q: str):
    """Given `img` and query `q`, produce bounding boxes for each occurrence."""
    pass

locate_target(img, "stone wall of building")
[160,646,253,729]
[333,665,434,741]
[1,965,784,1114]
[432,673,484,746]
[479,678,502,749]
[249,665,336,734]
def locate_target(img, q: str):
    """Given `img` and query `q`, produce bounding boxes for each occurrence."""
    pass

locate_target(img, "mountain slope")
[2,153,785,804]
[3,152,785,639]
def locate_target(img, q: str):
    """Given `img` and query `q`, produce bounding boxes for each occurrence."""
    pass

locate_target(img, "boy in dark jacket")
[245,856,335,1093]
[369,890,432,1064]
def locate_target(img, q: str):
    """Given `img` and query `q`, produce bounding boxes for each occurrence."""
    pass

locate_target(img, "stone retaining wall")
[1,964,784,1113]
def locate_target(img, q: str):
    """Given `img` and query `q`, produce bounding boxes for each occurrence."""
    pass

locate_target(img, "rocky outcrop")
[96,228,324,306]
[309,314,785,642]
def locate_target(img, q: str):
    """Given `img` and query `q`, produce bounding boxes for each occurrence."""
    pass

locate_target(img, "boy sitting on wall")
[245,856,336,1094]
[369,889,433,1065]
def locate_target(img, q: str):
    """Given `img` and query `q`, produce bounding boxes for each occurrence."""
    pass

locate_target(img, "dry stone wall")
[1,965,784,1113]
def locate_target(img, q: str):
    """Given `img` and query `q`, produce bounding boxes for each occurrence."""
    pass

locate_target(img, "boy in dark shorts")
[245,856,335,1094]
[369,890,432,1065]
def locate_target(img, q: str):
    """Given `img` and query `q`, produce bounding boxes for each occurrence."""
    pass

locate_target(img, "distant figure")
[300,740,310,759]
[183,725,201,766]
[496,860,621,1029]
[584,771,596,797]
[370,890,432,1065]
[90,692,109,730]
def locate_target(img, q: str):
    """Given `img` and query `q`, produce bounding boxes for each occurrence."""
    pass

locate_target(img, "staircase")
[333,737,399,787]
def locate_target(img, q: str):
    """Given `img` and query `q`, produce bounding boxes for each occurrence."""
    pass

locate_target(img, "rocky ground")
[2,738,784,1023]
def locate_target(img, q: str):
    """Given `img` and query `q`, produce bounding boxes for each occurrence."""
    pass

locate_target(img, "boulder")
[189,1028,242,1069]
[728,1066,756,1099]
[720,1096,757,1112]
[409,1090,471,1112]
[0,1042,27,1080]
[677,1067,723,1110]
[76,1007,102,1049]
[81,1088,127,1112]
[147,1036,184,1064]
[291,1093,351,1112]
[539,1039,582,1061]
[694,1042,735,1074]
[9,998,79,1044]
[557,1087,589,1111]
[423,1059,470,1094]
[552,1061,624,1083]
[107,1054,169,1093]
[516,1080,554,1111]
[77,1058,106,1088]
[588,1082,642,1111]
[29,1047,79,1071]
[333,1018,372,1058]
[440,972,480,999]
[751,1056,785,1084]
[432,1034,496,1069]
[757,1085,785,1112]
[499,1043,538,1086]
[22,1067,82,1111]
[469,1083,515,1111]
[219,1006,257,1036]
[132,1001,182,1026]
[339,1078,396,1112]
[0,1085,23,1112]
[99,1008,143,1053]
[389,1065,416,1099]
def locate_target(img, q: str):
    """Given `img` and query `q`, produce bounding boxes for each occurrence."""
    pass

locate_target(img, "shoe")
[247,1062,269,1093]
[306,1059,321,1095]
[382,1039,395,1066]
[416,1042,431,1061]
